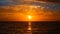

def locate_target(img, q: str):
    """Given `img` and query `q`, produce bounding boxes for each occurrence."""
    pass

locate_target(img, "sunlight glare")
[28,15,32,20]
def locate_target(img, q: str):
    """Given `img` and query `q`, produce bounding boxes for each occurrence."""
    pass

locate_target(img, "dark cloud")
[0,0,60,11]
[0,0,23,6]
[37,0,60,3]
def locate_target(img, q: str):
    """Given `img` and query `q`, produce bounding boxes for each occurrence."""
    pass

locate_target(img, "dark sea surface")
[0,21,60,34]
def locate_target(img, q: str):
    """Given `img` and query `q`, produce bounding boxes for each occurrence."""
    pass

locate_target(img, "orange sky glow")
[0,5,60,21]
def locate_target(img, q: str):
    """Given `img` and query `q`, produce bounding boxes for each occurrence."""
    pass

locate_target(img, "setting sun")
[28,15,32,20]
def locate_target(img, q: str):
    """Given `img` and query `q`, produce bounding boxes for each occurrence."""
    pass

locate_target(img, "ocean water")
[0,21,60,34]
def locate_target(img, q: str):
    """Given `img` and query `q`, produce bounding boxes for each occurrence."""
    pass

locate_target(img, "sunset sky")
[0,0,60,21]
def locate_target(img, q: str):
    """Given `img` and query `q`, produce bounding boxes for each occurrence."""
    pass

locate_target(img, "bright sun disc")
[28,15,32,19]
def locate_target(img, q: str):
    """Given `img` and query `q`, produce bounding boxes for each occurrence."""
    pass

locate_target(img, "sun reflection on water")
[28,22,32,34]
